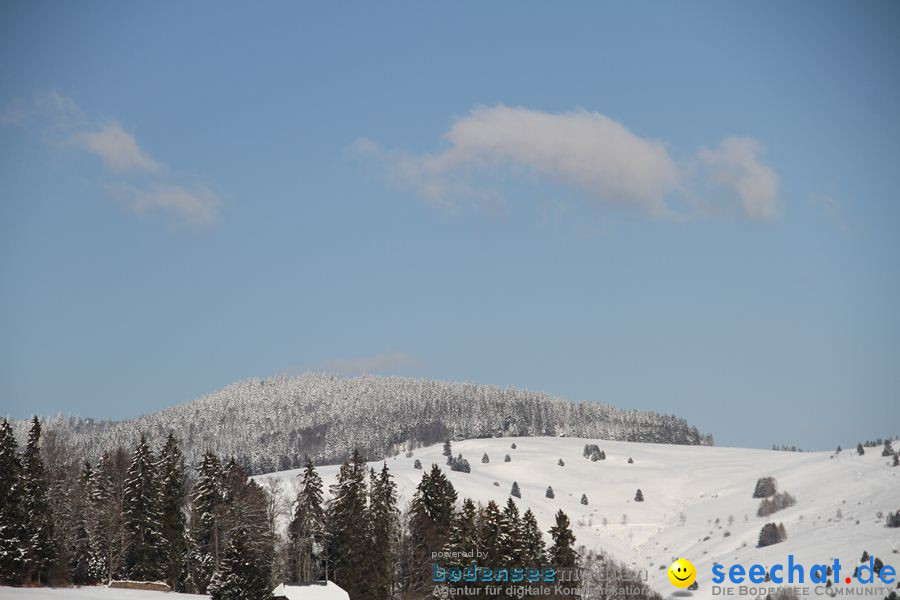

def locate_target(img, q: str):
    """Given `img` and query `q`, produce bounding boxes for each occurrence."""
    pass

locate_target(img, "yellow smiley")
[667,558,697,588]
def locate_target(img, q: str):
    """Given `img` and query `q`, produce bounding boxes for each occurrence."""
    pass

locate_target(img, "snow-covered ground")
[0,588,206,599]
[257,437,900,599]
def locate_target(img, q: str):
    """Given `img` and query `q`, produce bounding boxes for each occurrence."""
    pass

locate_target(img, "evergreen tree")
[123,434,165,581]
[91,449,128,583]
[883,440,895,457]
[481,453,490,464]
[209,527,271,600]
[500,498,522,566]
[368,462,399,600]
[444,498,479,567]
[70,461,99,585]
[22,416,56,584]
[545,486,554,499]
[580,493,588,505]
[407,463,457,592]
[0,419,27,584]
[478,500,504,564]
[557,458,565,466]
[443,439,452,459]
[288,457,325,583]
[413,459,422,469]
[548,510,577,569]
[857,443,865,455]
[191,451,224,592]
[510,481,521,498]
[326,449,370,599]
[634,489,644,502]
[157,434,187,589]
[220,458,273,587]
[504,454,511,462]
[520,509,545,567]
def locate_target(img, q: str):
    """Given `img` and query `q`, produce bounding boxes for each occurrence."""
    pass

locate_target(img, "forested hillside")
[11,374,712,474]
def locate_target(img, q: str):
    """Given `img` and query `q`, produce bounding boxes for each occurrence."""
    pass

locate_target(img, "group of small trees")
[752,477,778,499]
[757,492,796,517]
[582,444,606,461]
[758,522,787,547]
[886,510,900,528]
[447,454,471,473]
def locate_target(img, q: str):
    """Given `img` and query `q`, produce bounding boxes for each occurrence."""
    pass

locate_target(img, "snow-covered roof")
[271,581,350,600]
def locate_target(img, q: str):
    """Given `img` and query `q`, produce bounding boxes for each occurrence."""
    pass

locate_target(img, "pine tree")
[191,451,224,592]
[500,498,522,567]
[407,463,457,592]
[482,453,490,464]
[123,434,165,581]
[548,510,577,569]
[368,462,398,600]
[326,449,370,599]
[634,489,644,502]
[444,498,479,568]
[22,416,56,584]
[478,500,504,564]
[520,509,546,567]
[70,461,99,585]
[883,440,894,457]
[91,449,128,583]
[209,527,271,600]
[157,433,187,589]
[288,457,325,583]
[510,481,521,498]
[0,419,27,584]
[219,458,273,588]
[413,459,422,469]
[443,439,452,459]
[857,443,865,455]
[557,458,565,466]
[580,493,588,505]
[504,454,511,462]
[545,486,554,499]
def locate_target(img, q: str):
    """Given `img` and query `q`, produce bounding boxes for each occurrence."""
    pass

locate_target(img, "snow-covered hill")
[11,374,711,475]
[257,437,900,599]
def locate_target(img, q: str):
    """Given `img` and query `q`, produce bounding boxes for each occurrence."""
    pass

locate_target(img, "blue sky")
[1,1,898,450]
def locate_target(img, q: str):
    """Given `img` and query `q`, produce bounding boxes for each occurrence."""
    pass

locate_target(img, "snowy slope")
[0,587,207,599]
[257,437,900,599]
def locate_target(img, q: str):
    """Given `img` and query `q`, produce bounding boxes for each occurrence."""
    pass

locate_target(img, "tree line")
[1,417,597,600]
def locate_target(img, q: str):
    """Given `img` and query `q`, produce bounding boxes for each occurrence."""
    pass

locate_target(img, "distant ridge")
[13,373,713,474]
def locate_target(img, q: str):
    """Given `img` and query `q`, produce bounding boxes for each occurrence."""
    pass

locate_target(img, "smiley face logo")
[667,558,697,588]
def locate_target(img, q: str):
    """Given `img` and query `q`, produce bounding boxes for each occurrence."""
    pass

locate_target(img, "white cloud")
[3,91,220,227]
[316,352,426,377]
[105,183,221,227]
[76,121,161,173]
[351,137,379,154]
[364,104,781,222]
[698,137,780,221]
